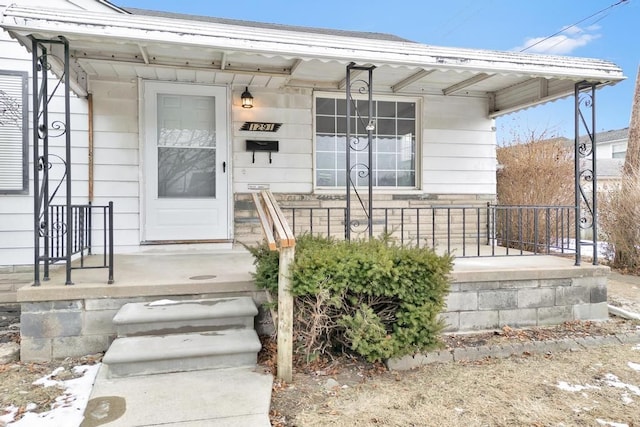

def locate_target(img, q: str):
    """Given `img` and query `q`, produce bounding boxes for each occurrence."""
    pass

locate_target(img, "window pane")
[158,94,216,148]
[377,153,397,169]
[397,102,415,118]
[377,101,395,117]
[317,152,336,169]
[377,171,396,186]
[397,119,415,135]
[356,99,375,118]
[397,171,415,187]
[376,137,396,152]
[158,147,216,198]
[337,152,346,169]
[317,170,336,186]
[316,116,335,133]
[377,119,396,135]
[337,117,356,134]
[337,98,347,115]
[316,98,335,115]
[316,134,335,151]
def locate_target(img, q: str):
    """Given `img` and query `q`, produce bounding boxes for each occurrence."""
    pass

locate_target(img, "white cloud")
[514,25,601,55]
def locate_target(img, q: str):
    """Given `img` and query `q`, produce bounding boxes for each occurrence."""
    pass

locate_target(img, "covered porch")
[0,4,625,285]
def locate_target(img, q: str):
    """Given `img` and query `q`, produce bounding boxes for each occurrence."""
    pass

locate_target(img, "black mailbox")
[246,140,279,163]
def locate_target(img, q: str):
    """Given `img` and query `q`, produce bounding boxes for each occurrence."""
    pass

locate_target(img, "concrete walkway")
[82,365,273,426]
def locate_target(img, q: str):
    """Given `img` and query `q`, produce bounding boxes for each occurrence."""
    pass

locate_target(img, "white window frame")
[313,91,421,192]
[612,142,626,159]
[0,70,28,194]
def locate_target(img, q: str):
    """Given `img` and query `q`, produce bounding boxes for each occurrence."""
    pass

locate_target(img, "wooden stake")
[277,246,295,382]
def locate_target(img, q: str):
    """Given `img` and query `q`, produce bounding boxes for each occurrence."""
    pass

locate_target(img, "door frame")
[138,79,233,243]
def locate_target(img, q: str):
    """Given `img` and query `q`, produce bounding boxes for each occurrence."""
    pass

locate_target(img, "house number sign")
[240,121,282,132]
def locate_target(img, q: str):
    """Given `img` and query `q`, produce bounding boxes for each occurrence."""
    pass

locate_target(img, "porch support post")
[277,246,295,383]
[366,66,373,238]
[344,63,375,240]
[345,64,352,241]
[31,37,40,286]
[574,81,598,266]
[62,37,73,285]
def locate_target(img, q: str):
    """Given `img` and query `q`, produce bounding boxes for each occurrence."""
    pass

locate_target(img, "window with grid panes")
[315,96,417,188]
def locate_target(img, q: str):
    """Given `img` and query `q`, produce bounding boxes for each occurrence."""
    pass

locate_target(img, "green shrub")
[248,234,452,362]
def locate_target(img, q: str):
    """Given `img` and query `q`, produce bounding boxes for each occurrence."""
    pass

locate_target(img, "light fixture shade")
[241,87,254,108]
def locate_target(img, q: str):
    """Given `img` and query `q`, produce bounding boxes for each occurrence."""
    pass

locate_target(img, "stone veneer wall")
[19,291,271,362]
[234,192,495,247]
[442,268,609,333]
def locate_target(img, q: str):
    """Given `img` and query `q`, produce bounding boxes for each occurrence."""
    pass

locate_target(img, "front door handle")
[222,161,226,173]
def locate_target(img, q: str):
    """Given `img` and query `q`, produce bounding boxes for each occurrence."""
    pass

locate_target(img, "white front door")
[143,81,229,241]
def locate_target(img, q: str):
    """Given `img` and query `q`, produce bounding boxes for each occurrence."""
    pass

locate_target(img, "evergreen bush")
[248,234,452,362]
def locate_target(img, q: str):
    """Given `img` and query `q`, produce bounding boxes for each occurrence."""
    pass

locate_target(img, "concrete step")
[103,329,262,378]
[113,296,258,337]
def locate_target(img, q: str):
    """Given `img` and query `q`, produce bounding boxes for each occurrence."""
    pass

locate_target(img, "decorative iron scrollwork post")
[31,36,73,285]
[345,63,375,240]
[574,82,598,266]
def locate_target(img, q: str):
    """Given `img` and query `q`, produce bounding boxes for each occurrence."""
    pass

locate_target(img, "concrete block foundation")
[443,258,610,333]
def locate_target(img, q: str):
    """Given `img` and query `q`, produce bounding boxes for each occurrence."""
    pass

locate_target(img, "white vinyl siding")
[232,88,313,193]
[422,95,496,195]
[0,71,28,193]
[90,80,141,252]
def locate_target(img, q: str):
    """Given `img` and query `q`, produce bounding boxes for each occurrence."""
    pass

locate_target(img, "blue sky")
[120,0,637,143]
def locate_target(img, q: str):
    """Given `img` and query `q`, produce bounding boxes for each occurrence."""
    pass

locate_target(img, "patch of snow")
[633,344,640,351]
[603,373,640,396]
[148,299,179,307]
[0,406,19,425]
[2,364,100,426]
[621,392,633,404]
[551,239,610,259]
[33,367,65,387]
[556,381,599,392]
[627,361,640,371]
[596,419,629,427]
[454,407,464,414]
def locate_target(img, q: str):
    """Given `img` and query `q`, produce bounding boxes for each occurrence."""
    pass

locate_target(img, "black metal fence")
[281,204,577,258]
[47,202,114,283]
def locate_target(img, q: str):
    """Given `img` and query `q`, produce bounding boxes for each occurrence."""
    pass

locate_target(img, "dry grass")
[0,352,101,420]
[600,168,640,272]
[277,344,640,426]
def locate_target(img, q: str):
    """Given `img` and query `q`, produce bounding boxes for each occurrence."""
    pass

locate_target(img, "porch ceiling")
[1,5,626,117]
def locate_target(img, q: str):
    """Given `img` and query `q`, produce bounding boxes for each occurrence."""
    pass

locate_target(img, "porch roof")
[1,4,626,117]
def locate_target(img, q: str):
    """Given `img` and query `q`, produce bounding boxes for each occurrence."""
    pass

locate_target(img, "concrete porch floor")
[15,244,609,303]
[17,246,257,303]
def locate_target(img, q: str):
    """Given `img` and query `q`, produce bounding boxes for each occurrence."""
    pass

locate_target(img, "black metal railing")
[281,204,577,258]
[47,202,114,283]
[491,205,576,256]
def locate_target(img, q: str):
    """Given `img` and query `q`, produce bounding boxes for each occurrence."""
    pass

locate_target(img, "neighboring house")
[0,1,625,270]
[595,128,628,193]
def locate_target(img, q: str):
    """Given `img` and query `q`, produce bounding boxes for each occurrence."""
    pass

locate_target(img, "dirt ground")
[270,343,640,426]
[268,272,640,427]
